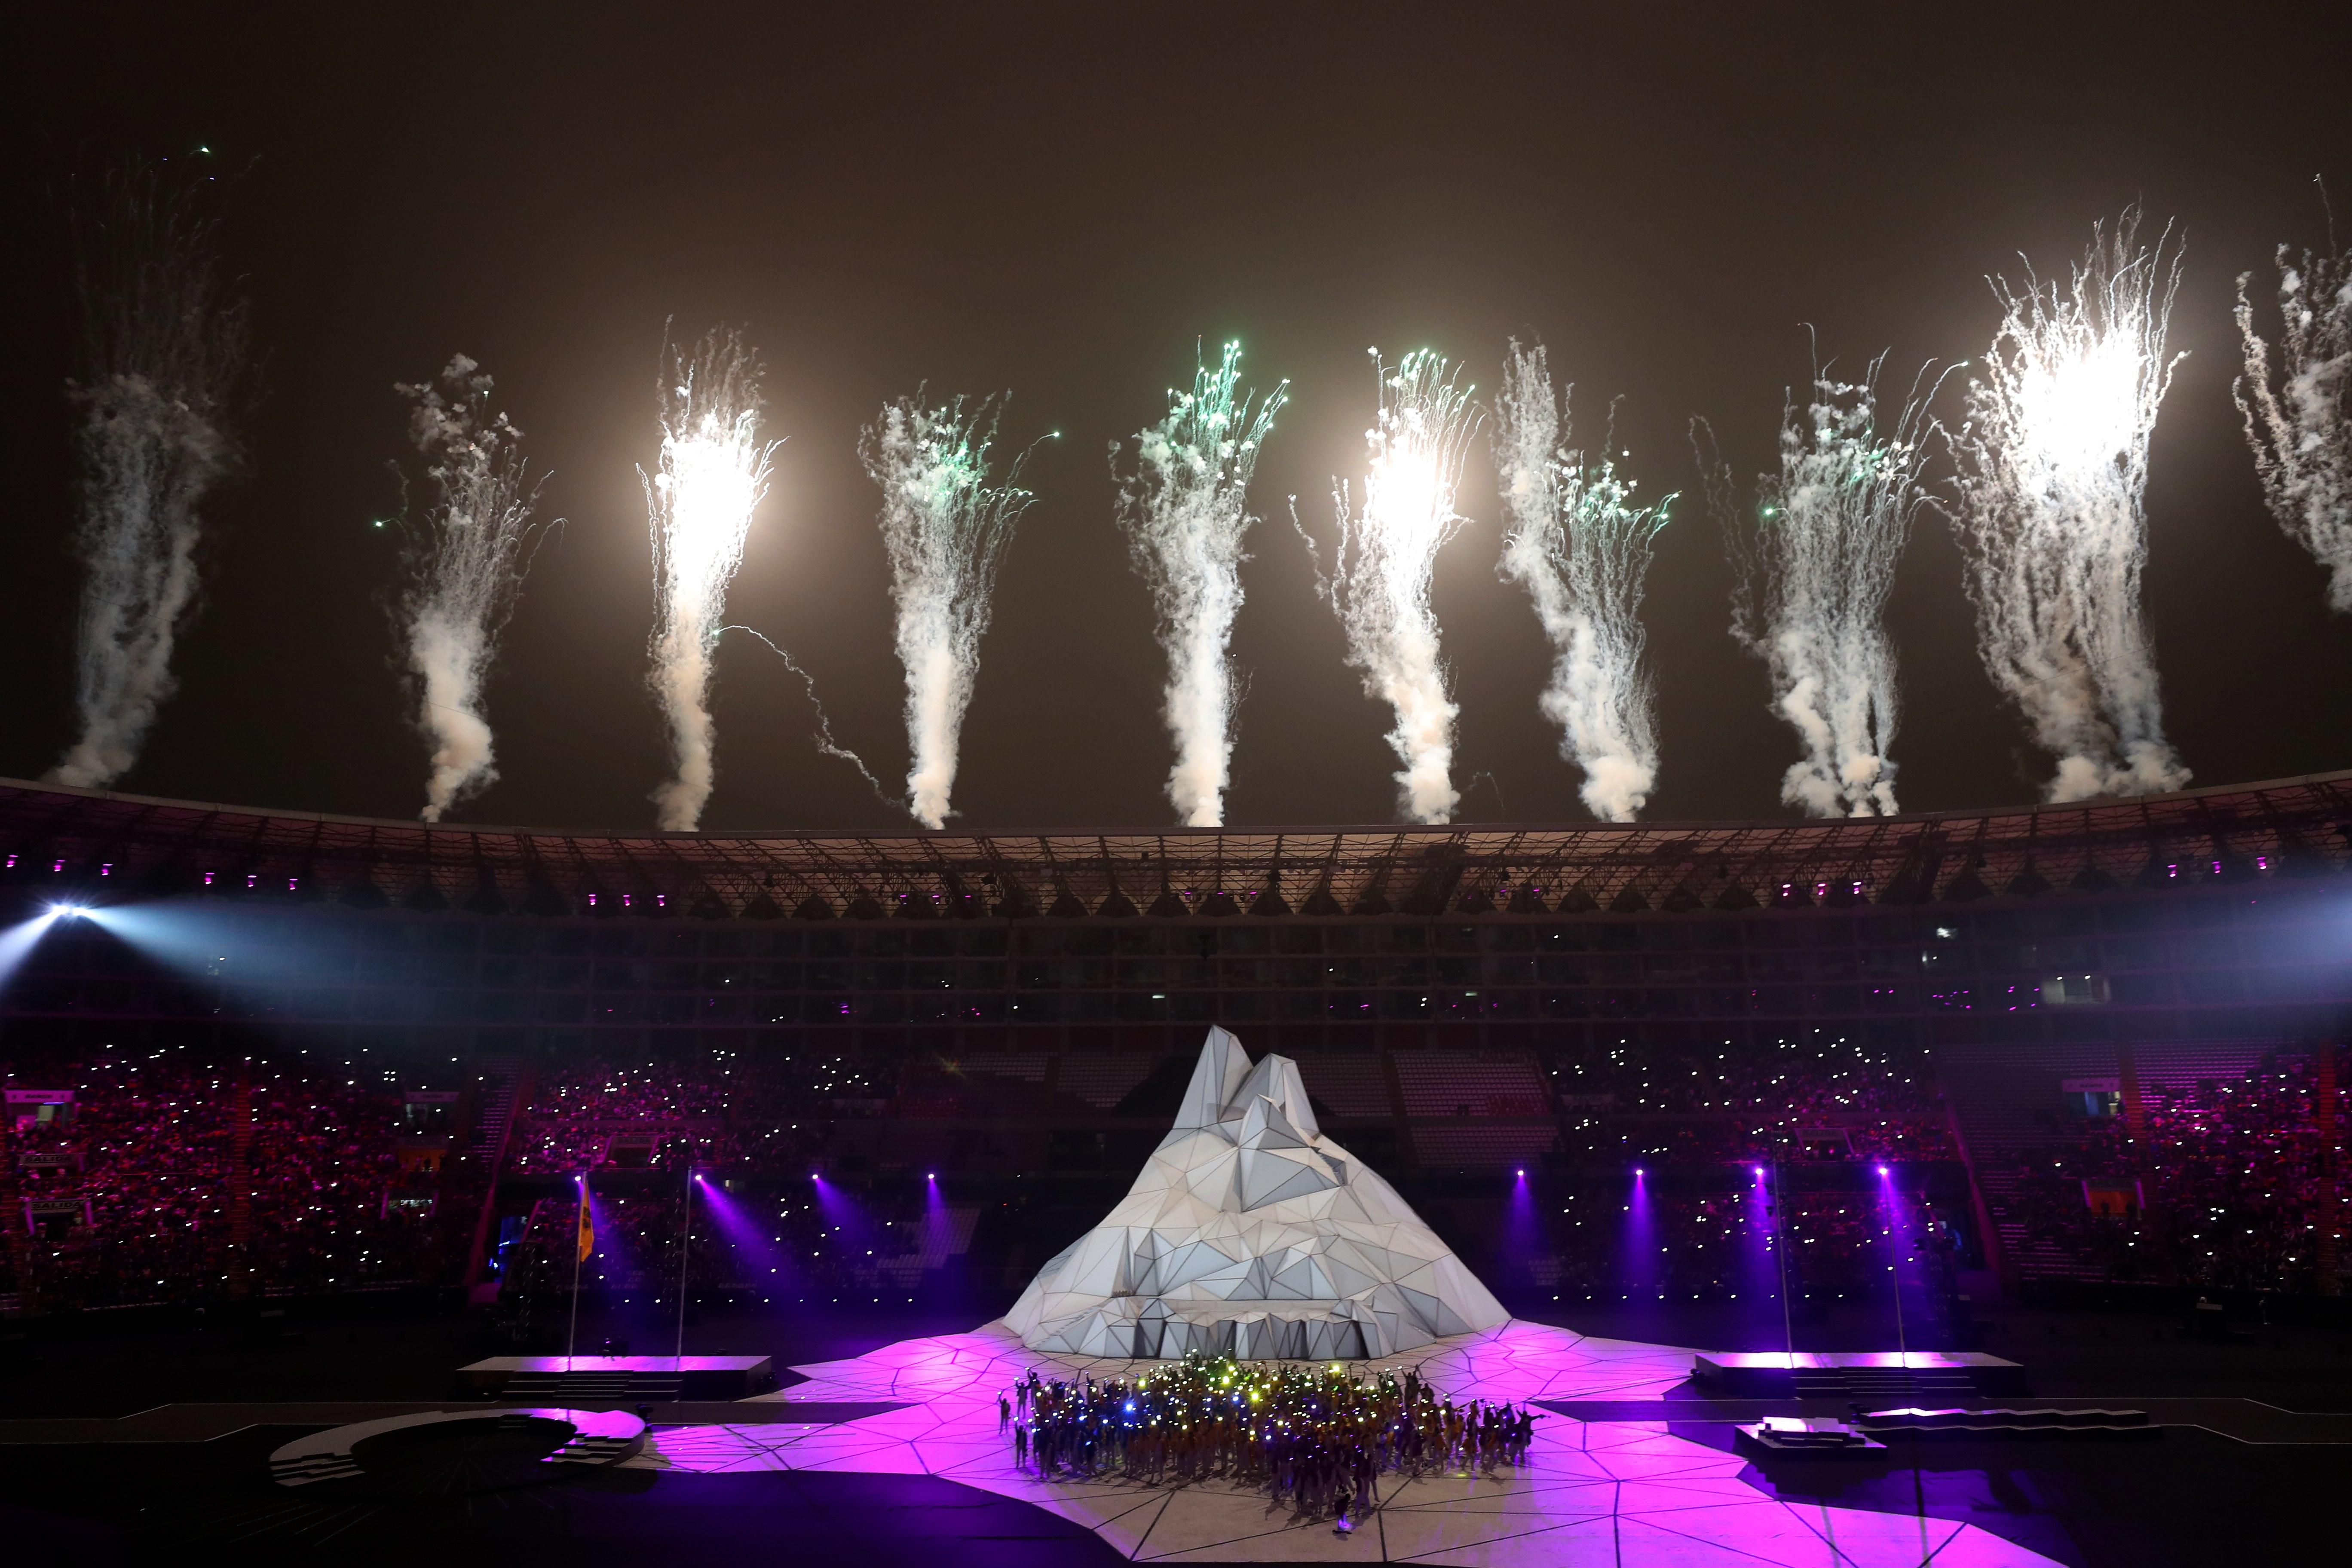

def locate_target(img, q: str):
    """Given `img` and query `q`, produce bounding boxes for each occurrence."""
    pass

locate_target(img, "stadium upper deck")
[3,770,2349,918]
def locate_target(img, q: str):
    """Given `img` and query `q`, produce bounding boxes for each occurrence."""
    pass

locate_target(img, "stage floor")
[630,1319,2064,1565]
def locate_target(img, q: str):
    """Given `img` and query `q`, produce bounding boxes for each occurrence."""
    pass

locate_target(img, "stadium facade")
[2,770,2348,1301]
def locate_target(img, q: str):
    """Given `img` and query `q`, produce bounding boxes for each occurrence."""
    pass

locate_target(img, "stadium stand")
[1,769,2346,1313]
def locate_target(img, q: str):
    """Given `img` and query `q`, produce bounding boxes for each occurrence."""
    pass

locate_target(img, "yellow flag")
[576,1190,594,1263]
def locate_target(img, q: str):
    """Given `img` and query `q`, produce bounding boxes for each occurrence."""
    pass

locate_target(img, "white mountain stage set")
[1005,1028,1510,1360]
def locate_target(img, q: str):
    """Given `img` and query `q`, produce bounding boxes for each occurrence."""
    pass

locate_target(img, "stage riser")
[1695,1351,2028,1400]
[455,1354,774,1401]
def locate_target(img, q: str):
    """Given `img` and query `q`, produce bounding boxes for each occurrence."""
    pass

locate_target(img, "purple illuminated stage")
[1693,1351,2027,1398]
[624,1322,2061,1564]
[460,1354,775,1400]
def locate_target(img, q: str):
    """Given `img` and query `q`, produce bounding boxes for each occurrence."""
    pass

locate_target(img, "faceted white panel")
[1003,1027,1510,1358]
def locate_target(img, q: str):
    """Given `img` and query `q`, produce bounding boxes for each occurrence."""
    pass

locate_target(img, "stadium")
[6,767,2350,1561]
[13,9,2352,1566]
[7,766,2349,1326]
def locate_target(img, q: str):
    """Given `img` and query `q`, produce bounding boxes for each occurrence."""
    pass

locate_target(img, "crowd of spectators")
[1548,1035,1954,1167]
[245,1072,449,1292]
[1,1048,458,1309]
[496,1169,931,1310]
[8,1033,2340,1314]
[7,1052,239,1306]
[1993,1050,2345,1295]
[1535,1183,1954,1308]
[503,1047,869,1177]
[2144,1054,2343,1294]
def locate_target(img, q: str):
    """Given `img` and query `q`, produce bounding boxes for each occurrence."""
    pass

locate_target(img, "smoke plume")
[1698,354,1941,817]
[643,328,776,831]
[1113,341,1288,827]
[395,356,548,822]
[1948,207,2190,802]
[1298,349,1481,824]
[51,162,250,790]
[862,395,1034,829]
[1493,340,1670,823]
[2236,219,2352,612]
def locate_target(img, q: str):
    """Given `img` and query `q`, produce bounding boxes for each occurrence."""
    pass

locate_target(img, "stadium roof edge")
[5,771,2347,915]
[1,769,2349,843]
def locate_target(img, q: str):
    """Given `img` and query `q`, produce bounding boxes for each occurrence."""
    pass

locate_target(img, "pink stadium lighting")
[1877,1165,1890,1176]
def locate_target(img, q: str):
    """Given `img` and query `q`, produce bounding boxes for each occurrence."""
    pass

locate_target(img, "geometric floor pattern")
[625,1319,2067,1565]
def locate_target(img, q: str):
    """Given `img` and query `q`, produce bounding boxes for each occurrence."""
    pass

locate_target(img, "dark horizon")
[6,4,2350,835]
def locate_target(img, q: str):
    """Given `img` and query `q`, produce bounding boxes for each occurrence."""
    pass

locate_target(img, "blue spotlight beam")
[0,910,67,991]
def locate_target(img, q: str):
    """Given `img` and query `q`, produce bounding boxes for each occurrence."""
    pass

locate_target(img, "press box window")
[2042,974,2110,1005]
[2061,1077,2121,1117]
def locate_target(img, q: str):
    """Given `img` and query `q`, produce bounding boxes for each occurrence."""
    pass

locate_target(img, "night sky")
[5,4,2349,833]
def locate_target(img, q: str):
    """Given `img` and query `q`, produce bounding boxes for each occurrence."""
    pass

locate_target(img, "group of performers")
[998,1351,1542,1526]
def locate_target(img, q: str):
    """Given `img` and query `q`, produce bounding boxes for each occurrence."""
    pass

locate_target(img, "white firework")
[1114,341,1287,827]
[643,328,776,832]
[1702,354,1942,818]
[1493,340,1669,824]
[1948,208,2190,803]
[1302,348,1482,825]
[863,394,1034,830]
[395,355,548,823]
[2236,214,2352,612]
[52,163,249,791]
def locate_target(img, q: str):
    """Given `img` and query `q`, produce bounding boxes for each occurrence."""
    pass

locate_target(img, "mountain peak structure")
[1004,1028,1510,1358]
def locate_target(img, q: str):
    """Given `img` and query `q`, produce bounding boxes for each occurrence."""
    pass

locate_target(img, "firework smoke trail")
[1698,354,1942,818]
[395,356,548,822]
[1298,349,1482,824]
[1493,341,1670,824]
[50,163,250,790]
[862,395,1035,829]
[1113,342,1289,827]
[1949,208,2190,803]
[643,329,777,831]
[717,624,894,804]
[2236,212,2352,612]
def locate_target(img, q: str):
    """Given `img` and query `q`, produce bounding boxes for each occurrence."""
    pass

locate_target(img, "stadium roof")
[3,772,2348,919]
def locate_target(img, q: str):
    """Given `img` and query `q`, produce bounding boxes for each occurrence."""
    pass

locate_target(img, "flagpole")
[674,1166,694,1372]
[567,1172,587,1371]
[1771,1152,1795,1377]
